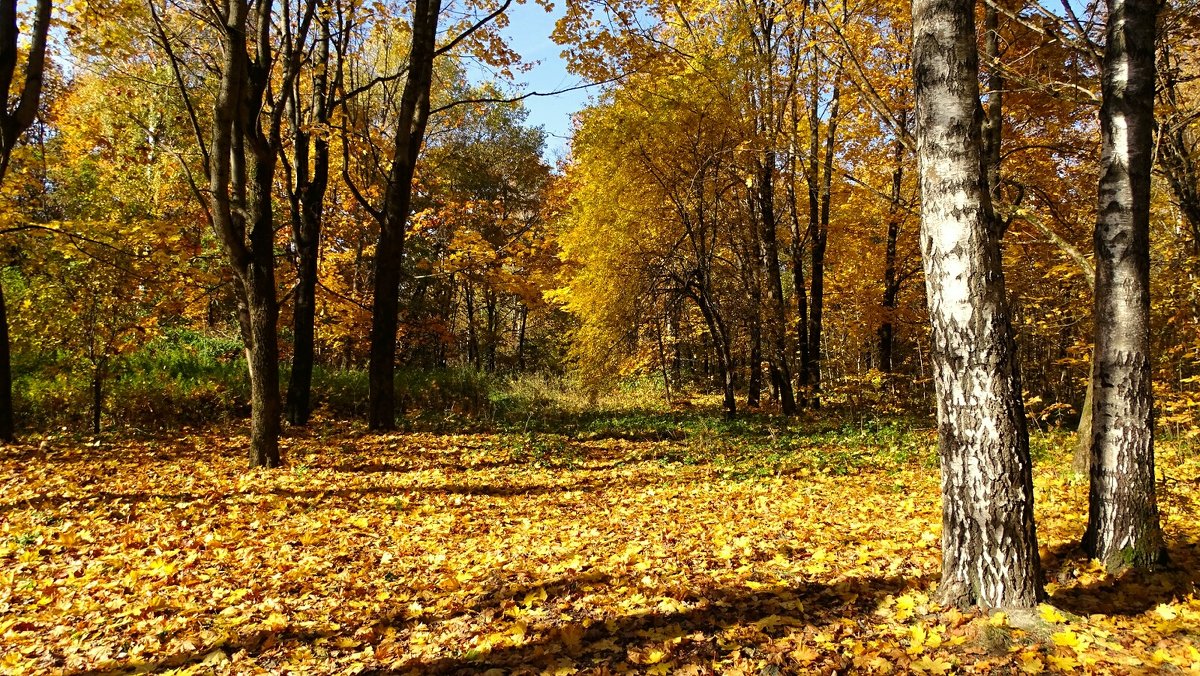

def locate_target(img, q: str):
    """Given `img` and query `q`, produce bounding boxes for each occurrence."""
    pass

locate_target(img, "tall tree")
[365,0,441,430]
[282,3,341,426]
[359,0,515,430]
[912,0,1042,608]
[0,0,52,442]
[1081,0,1165,571]
[153,0,312,466]
[736,0,798,415]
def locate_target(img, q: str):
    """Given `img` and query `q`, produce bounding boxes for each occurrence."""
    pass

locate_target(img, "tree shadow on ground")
[0,472,676,515]
[375,573,929,674]
[67,571,929,676]
[1043,538,1200,617]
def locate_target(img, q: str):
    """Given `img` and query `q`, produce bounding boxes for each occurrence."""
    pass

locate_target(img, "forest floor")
[2,407,1199,675]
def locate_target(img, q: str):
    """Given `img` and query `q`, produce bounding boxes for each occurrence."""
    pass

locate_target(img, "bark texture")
[913,0,1042,609]
[187,0,311,467]
[284,14,335,426]
[1082,0,1165,571]
[0,0,52,442]
[367,0,440,430]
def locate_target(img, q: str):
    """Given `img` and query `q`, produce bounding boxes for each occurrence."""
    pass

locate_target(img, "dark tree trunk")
[0,283,12,442]
[516,302,527,370]
[786,96,811,408]
[1158,38,1200,256]
[465,281,479,369]
[878,133,905,373]
[285,17,334,426]
[286,233,319,425]
[748,320,763,408]
[757,155,796,414]
[485,291,498,372]
[188,0,306,468]
[369,227,402,423]
[243,265,282,467]
[790,193,810,404]
[91,364,103,435]
[1082,0,1165,572]
[913,0,1043,609]
[367,0,440,430]
[981,2,1003,228]
[692,289,736,417]
[670,307,682,383]
[0,0,52,442]
[803,71,839,409]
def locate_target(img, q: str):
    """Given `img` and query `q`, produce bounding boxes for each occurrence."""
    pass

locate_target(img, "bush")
[15,329,249,432]
[13,328,664,434]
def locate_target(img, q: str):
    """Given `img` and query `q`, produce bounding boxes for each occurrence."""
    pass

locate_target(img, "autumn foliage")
[3,418,1200,673]
[0,0,1198,671]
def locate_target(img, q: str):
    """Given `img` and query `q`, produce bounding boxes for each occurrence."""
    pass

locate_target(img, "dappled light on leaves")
[1,424,1197,673]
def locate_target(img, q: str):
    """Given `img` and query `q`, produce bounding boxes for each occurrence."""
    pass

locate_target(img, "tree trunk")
[1082,0,1165,572]
[286,233,318,425]
[1158,38,1200,256]
[0,282,12,442]
[0,0,52,443]
[981,2,1003,229]
[244,270,282,467]
[791,200,810,405]
[757,155,796,414]
[516,302,527,370]
[197,0,288,469]
[367,0,440,431]
[485,291,498,372]
[693,290,736,417]
[369,229,402,427]
[1073,357,1096,473]
[879,135,905,373]
[285,18,333,427]
[913,0,1043,609]
[748,320,763,408]
[465,281,479,369]
[804,72,840,409]
[91,364,103,435]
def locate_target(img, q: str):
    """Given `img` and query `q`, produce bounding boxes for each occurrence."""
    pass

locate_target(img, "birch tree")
[1081,0,1165,571]
[912,0,1042,608]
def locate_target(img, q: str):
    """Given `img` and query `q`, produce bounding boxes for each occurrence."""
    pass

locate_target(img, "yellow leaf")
[910,655,951,674]
[907,625,927,655]
[1038,604,1067,624]
[791,646,820,664]
[262,612,288,631]
[522,586,548,607]
[1051,630,1082,651]
[1047,655,1078,670]
[1019,653,1045,674]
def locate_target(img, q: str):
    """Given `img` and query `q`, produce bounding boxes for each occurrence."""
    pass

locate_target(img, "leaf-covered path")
[2,422,1198,674]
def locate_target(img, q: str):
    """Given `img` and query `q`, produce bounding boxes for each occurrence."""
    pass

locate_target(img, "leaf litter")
[1,425,1198,674]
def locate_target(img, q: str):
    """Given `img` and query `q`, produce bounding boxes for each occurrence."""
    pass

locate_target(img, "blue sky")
[465,1,599,163]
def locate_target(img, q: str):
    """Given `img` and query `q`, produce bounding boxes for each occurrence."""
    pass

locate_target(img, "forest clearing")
[3,404,1199,675]
[2,0,1200,672]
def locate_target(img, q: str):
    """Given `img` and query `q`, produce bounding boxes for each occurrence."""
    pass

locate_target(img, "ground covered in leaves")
[2,414,1199,674]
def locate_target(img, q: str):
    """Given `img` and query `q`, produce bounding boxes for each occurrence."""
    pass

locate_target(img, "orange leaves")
[2,428,1199,673]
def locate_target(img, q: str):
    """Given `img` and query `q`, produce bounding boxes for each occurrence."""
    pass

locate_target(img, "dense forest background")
[1,0,1197,446]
